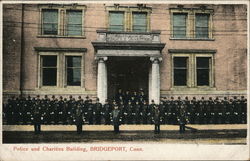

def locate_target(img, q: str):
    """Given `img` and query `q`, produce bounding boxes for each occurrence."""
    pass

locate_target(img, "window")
[40,5,85,37]
[42,9,58,35]
[173,57,188,86]
[39,52,84,88]
[66,56,81,86]
[107,6,151,32]
[109,12,124,31]
[66,10,83,36]
[196,57,210,86]
[195,14,209,38]
[170,8,213,39]
[41,56,57,86]
[171,53,214,88]
[132,12,147,32]
[173,13,187,38]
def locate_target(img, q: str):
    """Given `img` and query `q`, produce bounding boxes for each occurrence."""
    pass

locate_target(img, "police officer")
[152,105,161,134]
[125,100,133,124]
[141,100,148,124]
[87,99,94,125]
[134,101,141,124]
[94,98,102,124]
[33,101,42,134]
[177,103,188,133]
[103,99,111,125]
[111,104,121,133]
[75,104,84,134]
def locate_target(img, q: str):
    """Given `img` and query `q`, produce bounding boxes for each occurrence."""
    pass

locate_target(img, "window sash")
[133,13,147,32]
[173,57,188,86]
[173,13,187,38]
[196,57,211,86]
[41,56,57,86]
[66,56,82,86]
[42,9,58,35]
[66,10,83,36]
[195,14,209,38]
[109,12,124,31]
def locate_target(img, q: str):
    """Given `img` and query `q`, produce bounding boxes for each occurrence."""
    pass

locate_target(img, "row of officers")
[3,95,247,126]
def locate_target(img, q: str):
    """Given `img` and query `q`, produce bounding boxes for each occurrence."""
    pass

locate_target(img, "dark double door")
[107,57,149,100]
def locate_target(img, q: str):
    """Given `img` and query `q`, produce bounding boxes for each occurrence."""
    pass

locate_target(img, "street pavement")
[2,124,247,144]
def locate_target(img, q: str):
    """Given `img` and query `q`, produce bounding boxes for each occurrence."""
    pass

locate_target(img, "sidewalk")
[3,124,247,131]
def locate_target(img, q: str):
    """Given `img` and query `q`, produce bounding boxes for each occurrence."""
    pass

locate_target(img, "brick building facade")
[2,3,247,104]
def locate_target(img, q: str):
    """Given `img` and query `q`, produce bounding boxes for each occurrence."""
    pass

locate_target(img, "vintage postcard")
[0,0,249,160]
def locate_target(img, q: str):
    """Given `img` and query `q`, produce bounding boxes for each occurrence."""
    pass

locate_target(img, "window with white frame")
[39,52,84,88]
[171,8,213,39]
[172,53,214,88]
[40,5,85,36]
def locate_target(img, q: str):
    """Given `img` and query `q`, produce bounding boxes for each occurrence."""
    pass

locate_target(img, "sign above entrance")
[96,30,161,43]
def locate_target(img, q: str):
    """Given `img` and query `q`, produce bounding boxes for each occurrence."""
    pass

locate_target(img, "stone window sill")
[37,35,86,39]
[170,38,215,41]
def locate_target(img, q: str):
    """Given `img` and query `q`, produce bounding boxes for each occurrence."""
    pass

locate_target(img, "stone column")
[97,57,108,104]
[148,65,152,102]
[150,57,162,104]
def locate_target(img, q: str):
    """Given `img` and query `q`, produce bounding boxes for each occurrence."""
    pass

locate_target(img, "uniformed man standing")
[33,101,42,134]
[177,103,188,133]
[152,105,161,134]
[103,99,111,125]
[111,104,121,133]
[75,105,84,134]
[94,98,102,124]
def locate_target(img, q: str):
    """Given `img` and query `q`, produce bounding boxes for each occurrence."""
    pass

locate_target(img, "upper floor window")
[173,13,187,38]
[107,5,151,32]
[66,10,83,36]
[109,12,124,32]
[40,5,85,37]
[195,13,209,38]
[132,12,147,32]
[170,8,213,39]
[42,9,58,35]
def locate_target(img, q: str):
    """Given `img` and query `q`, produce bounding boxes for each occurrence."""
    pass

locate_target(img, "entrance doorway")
[107,57,149,100]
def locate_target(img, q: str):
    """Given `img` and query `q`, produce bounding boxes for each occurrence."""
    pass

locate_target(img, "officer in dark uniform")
[177,103,188,133]
[159,100,166,124]
[118,101,125,124]
[103,99,111,124]
[223,97,230,124]
[75,104,84,134]
[111,104,121,133]
[87,99,94,124]
[134,101,141,124]
[94,98,102,124]
[57,96,64,124]
[152,105,161,134]
[240,96,247,124]
[33,101,42,134]
[124,90,131,105]
[141,100,148,124]
[125,100,133,124]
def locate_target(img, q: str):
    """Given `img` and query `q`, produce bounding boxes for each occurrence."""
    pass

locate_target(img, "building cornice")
[92,42,165,51]
[168,49,217,54]
[34,47,87,52]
